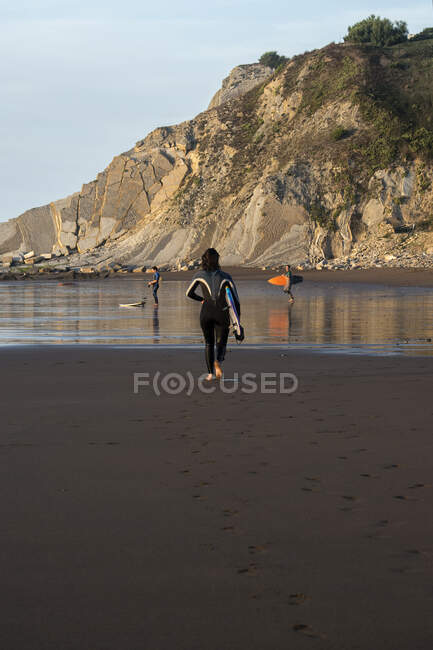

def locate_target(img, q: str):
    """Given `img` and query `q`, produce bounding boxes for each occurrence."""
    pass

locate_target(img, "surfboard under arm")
[267,274,303,286]
[225,286,244,341]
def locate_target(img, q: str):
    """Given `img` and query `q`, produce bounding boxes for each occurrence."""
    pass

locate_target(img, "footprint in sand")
[365,531,390,540]
[223,509,239,518]
[237,564,258,576]
[3,442,34,448]
[393,495,417,501]
[375,519,389,527]
[248,544,268,555]
[404,548,421,556]
[289,593,309,606]
[292,624,326,639]
[409,482,431,489]
[221,525,235,532]
[389,566,414,574]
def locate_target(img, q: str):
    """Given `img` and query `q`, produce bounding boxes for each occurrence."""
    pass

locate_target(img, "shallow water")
[0,277,432,355]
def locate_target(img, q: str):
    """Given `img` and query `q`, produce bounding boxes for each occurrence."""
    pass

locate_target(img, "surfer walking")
[284,264,295,303]
[148,266,160,307]
[186,248,241,381]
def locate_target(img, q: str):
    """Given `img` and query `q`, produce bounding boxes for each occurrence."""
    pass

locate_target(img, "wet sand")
[1,346,432,649]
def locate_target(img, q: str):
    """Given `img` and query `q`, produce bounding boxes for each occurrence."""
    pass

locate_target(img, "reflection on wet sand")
[0,278,432,354]
[152,307,160,344]
[267,304,295,341]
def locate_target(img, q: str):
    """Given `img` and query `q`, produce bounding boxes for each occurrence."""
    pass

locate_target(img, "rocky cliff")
[2,39,433,270]
[208,63,272,109]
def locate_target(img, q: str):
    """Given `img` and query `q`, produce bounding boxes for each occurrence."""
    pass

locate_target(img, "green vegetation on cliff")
[344,15,408,47]
[190,34,433,224]
[259,51,288,70]
[278,39,433,178]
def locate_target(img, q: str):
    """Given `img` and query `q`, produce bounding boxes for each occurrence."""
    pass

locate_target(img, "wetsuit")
[284,268,292,290]
[284,269,294,300]
[186,270,241,374]
[152,271,160,305]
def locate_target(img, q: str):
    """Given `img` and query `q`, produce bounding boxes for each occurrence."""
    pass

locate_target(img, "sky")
[0,0,432,222]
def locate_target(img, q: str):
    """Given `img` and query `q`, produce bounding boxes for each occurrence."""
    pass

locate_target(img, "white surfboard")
[119,300,146,308]
[225,286,244,342]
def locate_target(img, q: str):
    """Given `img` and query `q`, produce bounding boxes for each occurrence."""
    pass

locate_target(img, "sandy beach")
[1,346,432,649]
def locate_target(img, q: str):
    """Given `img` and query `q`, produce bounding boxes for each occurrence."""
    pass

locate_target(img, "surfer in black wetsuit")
[186,248,240,380]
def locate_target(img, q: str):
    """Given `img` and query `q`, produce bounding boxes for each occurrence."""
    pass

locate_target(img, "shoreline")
[1,342,432,357]
[1,266,433,287]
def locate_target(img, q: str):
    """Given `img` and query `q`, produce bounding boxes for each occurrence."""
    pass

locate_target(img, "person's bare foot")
[205,373,214,381]
[214,361,223,379]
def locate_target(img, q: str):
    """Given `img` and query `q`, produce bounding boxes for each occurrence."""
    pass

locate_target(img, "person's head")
[152,266,158,271]
[201,248,220,272]
[285,264,291,271]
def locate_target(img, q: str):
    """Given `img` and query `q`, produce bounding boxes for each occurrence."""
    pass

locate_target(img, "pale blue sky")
[0,0,431,221]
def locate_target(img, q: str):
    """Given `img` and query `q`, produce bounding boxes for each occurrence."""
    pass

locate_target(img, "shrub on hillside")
[331,126,349,141]
[411,27,433,42]
[344,15,408,47]
[259,51,288,69]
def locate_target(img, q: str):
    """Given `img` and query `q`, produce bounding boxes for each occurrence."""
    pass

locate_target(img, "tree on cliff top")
[344,15,408,47]
[411,27,433,42]
[259,51,288,69]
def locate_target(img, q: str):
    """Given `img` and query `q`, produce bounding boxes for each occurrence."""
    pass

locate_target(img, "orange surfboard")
[268,274,287,286]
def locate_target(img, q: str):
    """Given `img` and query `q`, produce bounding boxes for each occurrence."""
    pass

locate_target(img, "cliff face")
[207,63,272,109]
[2,40,433,269]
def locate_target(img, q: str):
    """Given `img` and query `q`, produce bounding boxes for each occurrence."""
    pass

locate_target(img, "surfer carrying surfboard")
[186,248,241,381]
[284,264,295,303]
[267,268,303,296]
[148,266,160,307]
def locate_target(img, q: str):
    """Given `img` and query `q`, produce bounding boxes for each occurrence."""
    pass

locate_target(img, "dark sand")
[1,346,432,649]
